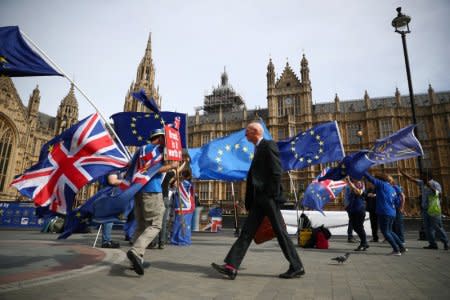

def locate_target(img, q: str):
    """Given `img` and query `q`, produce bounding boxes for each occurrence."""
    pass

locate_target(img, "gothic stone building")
[188,56,450,215]
[0,76,80,200]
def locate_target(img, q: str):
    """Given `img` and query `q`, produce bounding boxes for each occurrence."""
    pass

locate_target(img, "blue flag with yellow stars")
[188,120,272,181]
[0,26,62,77]
[367,124,423,164]
[277,121,345,171]
[132,89,161,114]
[110,111,187,148]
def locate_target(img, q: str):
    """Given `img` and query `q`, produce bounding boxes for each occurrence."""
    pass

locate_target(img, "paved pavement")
[0,228,449,300]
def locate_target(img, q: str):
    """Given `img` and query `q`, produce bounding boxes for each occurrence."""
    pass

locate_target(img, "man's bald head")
[245,122,263,144]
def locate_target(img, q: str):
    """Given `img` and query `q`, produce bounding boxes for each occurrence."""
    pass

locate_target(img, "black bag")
[318,225,332,240]
[299,213,312,230]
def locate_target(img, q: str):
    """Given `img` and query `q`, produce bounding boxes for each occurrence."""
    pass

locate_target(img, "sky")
[1,0,449,121]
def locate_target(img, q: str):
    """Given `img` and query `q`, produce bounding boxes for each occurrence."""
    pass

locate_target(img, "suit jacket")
[245,139,284,211]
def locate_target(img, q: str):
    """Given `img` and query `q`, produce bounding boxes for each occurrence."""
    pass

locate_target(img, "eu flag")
[0,26,62,77]
[111,111,187,148]
[277,121,345,171]
[132,89,160,114]
[319,151,374,181]
[367,125,423,164]
[188,121,272,181]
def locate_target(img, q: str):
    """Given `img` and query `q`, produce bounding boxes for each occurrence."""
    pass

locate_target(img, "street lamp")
[356,125,363,149]
[391,7,424,175]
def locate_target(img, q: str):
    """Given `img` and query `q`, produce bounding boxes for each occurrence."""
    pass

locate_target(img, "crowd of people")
[96,122,447,279]
[343,170,448,256]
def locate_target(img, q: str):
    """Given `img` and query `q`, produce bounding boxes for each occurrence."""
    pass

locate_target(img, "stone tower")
[266,54,313,140]
[124,33,161,112]
[55,83,79,135]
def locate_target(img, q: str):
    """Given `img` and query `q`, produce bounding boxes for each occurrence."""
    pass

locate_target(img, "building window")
[294,98,300,115]
[0,118,14,191]
[225,183,240,201]
[379,119,393,138]
[277,98,284,117]
[347,123,362,145]
[201,134,210,145]
[198,182,211,202]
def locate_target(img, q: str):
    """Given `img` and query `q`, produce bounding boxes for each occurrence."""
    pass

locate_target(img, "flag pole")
[231,182,240,237]
[287,171,300,234]
[20,30,131,160]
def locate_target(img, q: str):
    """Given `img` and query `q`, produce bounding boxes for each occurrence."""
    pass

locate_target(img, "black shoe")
[347,238,357,243]
[158,243,165,249]
[127,250,144,275]
[423,245,438,250]
[354,245,369,251]
[101,241,120,248]
[444,244,448,251]
[211,263,237,280]
[279,267,305,279]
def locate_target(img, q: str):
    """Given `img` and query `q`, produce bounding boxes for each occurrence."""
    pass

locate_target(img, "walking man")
[211,122,305,279]
[127,128,178,275]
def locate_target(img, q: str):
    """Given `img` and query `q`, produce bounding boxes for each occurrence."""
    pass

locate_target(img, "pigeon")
[331,252,351,264]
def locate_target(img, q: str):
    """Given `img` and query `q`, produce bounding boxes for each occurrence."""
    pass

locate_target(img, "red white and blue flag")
[58,144,163,239]
[11,113,129,214]
[302,168,347,215]
[174,180,195,215]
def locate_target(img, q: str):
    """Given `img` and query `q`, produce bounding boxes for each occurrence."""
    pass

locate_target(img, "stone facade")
[0,76,79,200]
[188,56,450,215]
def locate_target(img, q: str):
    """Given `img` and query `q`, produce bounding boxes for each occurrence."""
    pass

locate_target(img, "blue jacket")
[364,173,397,217]
[344,184,366,214]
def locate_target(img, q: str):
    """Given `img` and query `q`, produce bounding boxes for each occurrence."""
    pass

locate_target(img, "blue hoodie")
[364,173,397,217]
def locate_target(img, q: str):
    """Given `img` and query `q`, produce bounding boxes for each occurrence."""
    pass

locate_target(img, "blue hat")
[150,128,165,140]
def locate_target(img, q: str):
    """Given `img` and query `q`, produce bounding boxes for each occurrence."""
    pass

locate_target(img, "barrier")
[0,201,46,228]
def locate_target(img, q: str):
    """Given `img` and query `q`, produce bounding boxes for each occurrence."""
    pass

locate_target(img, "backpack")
[427,192,441,216]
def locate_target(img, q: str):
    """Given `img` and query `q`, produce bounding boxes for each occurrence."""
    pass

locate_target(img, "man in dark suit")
[212,122,305,279]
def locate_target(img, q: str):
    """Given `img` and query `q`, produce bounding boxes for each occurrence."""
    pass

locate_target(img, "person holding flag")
[127,128,179,275]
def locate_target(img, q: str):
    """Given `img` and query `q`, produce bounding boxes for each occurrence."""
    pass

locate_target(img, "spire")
[124,32,161,112]
[428,83,437,105]
[56,83,79,135]
[334,93,340,113]
[146,32,152,56]
[395,87,401,106]
[266,58,275,89]
[221,66,228,86]
[364,90,371,110]
[300,53,310,83]
[27,85,40,122]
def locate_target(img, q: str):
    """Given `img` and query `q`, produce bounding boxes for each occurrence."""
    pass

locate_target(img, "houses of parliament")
[1,34,449,215]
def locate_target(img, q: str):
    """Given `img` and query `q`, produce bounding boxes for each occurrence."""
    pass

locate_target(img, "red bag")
[315,231,329,249]
[254,217,275,244]
[254,216,287,244]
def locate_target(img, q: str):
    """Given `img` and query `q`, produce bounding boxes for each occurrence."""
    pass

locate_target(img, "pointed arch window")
[0,117,14,191]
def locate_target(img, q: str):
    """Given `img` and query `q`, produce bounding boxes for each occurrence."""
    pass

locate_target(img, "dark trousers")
[349,211,367,246]
[224,199,302,270]
[368,211,379,241]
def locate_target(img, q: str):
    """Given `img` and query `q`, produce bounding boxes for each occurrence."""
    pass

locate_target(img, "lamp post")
[357,125,363,150]
[391,7,424,175]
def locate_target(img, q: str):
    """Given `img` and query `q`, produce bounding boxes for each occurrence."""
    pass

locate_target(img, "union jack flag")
[173,180,195,215]
[312,168,347,201]
[303,168,347,215]
[11,113,129,214]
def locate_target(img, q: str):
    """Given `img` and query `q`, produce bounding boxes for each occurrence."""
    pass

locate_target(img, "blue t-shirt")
[140,144,163,193]
[364,173,397,217]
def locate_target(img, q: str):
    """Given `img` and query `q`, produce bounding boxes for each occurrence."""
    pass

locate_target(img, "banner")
[165,125,182,161]
[0,202,47,228]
